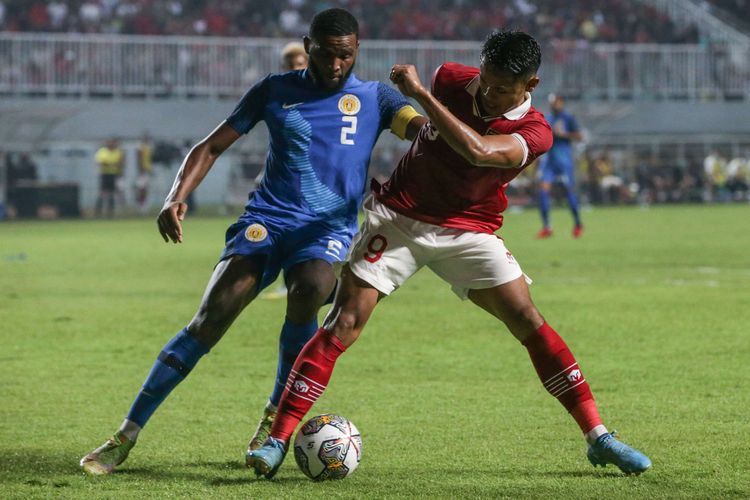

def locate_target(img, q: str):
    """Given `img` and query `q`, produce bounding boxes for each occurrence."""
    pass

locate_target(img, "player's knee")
[188,301,235,345]
[287,279,333,307]
[507,302,542,331]
[329,309,363,346]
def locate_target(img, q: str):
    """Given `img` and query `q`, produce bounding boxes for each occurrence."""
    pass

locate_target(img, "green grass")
[1,205,749,499]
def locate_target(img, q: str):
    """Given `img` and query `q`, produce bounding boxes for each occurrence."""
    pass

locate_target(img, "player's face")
[477,63,539,116]
[551,96,565,113]
[304,34,359,91]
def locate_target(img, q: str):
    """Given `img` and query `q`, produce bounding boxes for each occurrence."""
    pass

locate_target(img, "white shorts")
[347,196,531,299]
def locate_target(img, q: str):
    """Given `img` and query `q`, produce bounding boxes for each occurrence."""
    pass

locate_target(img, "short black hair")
[309,8,359,39]
[480,31,541,80]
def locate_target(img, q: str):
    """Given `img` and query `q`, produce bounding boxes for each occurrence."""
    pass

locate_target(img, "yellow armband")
[390,105,422,140]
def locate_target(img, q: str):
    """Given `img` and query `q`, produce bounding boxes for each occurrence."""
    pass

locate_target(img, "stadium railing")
[641,0,750,47]
[0,33,748,102]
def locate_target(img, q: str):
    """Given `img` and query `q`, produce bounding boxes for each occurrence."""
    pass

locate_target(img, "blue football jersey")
[226,70,410,233]
[545,110,579,166]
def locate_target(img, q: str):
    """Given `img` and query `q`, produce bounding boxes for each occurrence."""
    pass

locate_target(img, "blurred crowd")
[504,149,750,207]
[0,0,701,44]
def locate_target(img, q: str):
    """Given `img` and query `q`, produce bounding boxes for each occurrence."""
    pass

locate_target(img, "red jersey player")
[248,31,651,478]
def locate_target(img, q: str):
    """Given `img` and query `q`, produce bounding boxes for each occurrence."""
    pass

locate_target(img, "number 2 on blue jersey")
[340,116,357,145]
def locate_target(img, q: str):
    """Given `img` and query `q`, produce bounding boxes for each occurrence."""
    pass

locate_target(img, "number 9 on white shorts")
[347,196,531,299]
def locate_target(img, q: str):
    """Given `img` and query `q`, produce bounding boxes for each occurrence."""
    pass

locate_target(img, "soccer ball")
[293,414,362,481]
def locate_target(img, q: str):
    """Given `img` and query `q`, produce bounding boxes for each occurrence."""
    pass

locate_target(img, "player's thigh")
[558,162,576,188]
[221,216,284,293]
[347,199,423,296]
[189,254,265,345]
[467,276,543,342]
[282,225,350,303]
[427,232,526,300]
[538,164,557,185]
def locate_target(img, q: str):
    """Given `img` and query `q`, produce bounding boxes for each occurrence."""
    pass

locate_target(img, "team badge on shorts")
[244,223,268,242]
[338,94,361,115]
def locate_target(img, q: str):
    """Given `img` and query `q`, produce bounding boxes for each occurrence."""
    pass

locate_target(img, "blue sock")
[269,317,318,407]
[126,329,210,428]
[565,187,581,226]
[539,189,551,228]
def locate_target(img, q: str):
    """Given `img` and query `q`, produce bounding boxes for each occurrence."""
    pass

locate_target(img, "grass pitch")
[1,204,749,499]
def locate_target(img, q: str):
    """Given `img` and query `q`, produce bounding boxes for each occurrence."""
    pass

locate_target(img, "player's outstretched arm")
[390,64,524,169]
[157,122,240,243]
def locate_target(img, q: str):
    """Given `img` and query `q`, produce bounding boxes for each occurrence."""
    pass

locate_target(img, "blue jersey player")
[80,8,426,475]
[537,94,584,238]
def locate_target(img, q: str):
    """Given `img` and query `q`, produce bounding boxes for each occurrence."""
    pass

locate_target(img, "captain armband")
[390,105,422,140]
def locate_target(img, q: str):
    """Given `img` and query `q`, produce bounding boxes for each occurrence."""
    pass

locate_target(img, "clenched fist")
[389,64,427,99]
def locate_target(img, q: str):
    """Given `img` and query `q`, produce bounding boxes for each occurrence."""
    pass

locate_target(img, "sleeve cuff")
[511,133,529,167]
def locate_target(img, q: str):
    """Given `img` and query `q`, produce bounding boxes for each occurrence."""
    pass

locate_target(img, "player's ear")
[525,75,540,93]
[303,36,311,54]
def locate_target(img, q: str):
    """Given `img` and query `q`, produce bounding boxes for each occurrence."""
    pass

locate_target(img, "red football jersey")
[376,62,552,233]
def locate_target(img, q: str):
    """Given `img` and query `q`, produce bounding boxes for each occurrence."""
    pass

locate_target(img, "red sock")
[270,328,347,442]
[523,322,602,433]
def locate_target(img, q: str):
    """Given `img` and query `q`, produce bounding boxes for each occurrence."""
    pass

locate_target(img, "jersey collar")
[465,76,532,121]
[301,68,359,92]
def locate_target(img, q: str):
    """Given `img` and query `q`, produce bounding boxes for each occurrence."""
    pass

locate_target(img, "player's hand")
[553,122,567,137]
[390,64,425,99]
[157,200,188,243]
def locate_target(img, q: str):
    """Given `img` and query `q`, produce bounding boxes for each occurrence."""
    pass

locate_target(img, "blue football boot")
[246,437,287,479]
[587,431,652,475]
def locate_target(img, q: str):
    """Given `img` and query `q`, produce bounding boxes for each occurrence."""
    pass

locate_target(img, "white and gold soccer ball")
[293,414,362,481]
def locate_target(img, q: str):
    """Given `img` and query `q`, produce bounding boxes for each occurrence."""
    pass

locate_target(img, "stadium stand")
[0,0,748,218]
[0,0,699,44]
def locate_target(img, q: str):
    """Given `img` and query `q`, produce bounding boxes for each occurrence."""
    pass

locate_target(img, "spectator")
[726,153,749,201]
[95,137,125,217]
[135,133,154,214]
[7,152,38,187]
[280,41,307,71]
[703,149,728,202]
[596,151,628,204]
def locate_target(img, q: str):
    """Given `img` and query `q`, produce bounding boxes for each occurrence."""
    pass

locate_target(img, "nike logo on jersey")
[282,102,304,109]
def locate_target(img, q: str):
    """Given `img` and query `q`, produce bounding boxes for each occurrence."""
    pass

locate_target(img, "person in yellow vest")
[95,138,125,217]
[703,150,727,202]
[135,134,154,214]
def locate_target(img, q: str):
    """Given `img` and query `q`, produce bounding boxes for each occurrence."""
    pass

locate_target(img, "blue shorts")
[538,158,575,187]
[220,212,353,293]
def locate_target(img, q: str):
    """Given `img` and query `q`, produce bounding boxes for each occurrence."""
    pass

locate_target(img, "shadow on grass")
[535,469,624,479]
[0,448,308,489]
[0,448,81,491]
[0,448,80,477]
[118,459,310,486]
